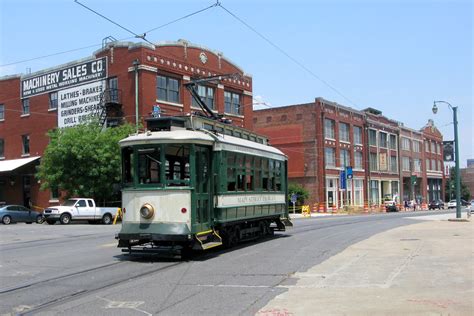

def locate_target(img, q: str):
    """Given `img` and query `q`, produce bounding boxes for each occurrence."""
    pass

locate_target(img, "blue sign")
[290,193,297,203]
[340,170,346,189]
[346,166,353,179]
[152,105,161,118]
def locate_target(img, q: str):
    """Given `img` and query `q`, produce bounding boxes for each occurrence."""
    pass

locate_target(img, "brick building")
[460,161,474,201]
[254,98,446,210]
[254,98,367,210]
[420,120,445,202]
[0,40,254,208]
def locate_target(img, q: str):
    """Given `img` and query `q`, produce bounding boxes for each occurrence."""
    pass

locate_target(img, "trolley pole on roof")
[133,59,140,132]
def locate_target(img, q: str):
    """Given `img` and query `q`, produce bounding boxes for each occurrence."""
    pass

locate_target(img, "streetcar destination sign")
[21,57,107,98]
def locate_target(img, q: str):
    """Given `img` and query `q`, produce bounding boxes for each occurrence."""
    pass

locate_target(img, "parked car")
[385,201,399,212]
[447,199,469,209]
[0,205,44,225]
[428,199,445,210]
[42,198,118,225]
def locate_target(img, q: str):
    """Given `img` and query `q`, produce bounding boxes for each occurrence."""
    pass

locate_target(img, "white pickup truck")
[43,198,118,225]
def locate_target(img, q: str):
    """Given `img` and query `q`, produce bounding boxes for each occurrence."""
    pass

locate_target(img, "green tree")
[288,182,309,205]
[36,122,135,205]
[445,167,471,201]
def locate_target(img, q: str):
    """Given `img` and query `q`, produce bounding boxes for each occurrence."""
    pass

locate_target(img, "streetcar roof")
[119,129,287,160]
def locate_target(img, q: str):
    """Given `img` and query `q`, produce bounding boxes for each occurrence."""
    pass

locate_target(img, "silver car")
[0,205,44,225]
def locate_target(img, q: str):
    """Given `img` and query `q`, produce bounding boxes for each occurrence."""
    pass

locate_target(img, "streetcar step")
[194,229,223,250]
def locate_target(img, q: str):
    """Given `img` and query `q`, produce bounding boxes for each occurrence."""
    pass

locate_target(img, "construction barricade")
[302,205,311,217]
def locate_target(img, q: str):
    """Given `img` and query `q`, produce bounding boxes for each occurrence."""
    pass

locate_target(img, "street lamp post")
[432,101,461,219]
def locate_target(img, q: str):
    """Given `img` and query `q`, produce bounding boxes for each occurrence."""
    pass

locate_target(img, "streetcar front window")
[165,144,190,186]
[122,146,134,186]
[138,147,161,185]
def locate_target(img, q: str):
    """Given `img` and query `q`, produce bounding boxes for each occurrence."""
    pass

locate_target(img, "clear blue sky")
[1,0,472,166]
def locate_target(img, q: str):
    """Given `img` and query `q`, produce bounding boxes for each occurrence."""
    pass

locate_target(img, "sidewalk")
[258,214,473,315]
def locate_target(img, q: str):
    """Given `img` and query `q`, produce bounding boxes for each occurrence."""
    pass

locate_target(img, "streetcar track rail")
[18,260,186,316]
[0,261,125,294]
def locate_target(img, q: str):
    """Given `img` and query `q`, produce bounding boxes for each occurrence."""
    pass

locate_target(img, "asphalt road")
[0,210,464,315]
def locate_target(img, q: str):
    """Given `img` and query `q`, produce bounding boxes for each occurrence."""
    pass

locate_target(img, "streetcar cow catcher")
[116,114,292,256]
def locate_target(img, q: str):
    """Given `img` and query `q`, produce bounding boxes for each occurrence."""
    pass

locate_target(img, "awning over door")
[0,156,41,172]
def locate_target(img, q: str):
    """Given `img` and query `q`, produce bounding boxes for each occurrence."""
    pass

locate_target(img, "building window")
[425,140,430,152]
[0,104,4,120]
[412,140,420,152]
[157,75,180,103]
[324,119,335,139]
[50,187,60,200]
[390,155,398,172]
[49,92,58,110]
[354,151,363,169]
[192,85,215,110]
[426,159,430,171]
[325,147,335,167]
[353,126,362,145]
[431,159,436,170]
[22,135,30,155]
[224,91,241,115]
[402,157,410,171]
[340,149,350,167]
[22,99,30,115]
[0,139,4,158]
[436,143,441,154]
[369,129,377,146]
[369,152,378,171]
[108,77,119,103]
[401,137,411,151]
[378,132,388,148]
[389,134,397,150]
[354,179,364,206]
[414,158,422,172]
[339,122,349,142]
[431,141,436,153]
[437,160,442,171]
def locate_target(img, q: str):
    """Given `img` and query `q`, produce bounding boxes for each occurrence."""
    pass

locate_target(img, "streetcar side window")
[224,152,286,193]
[227,153,236,191]
[138,147,161,185]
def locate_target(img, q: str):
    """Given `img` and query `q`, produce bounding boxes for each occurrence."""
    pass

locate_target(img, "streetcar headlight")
[140,203,155,219]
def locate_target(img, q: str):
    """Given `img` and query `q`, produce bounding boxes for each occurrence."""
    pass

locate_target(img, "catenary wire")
[0,1,219,68]
[216,2,359,109]
[74,0,155,46]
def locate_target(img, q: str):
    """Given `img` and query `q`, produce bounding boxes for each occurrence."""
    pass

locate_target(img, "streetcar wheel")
[36,215,44,224]
[181,245,194,260]
[59,213,71,225]
[2,215,11,225]
[232,226,241,246]
[221,229,233,248]
[259,222,266,237]
[102,214,112,225]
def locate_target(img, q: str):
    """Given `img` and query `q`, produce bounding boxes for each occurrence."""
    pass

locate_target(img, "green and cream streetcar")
[116,115,292,255]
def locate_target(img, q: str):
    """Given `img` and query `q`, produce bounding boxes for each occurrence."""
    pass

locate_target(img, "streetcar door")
[193,145,212,232]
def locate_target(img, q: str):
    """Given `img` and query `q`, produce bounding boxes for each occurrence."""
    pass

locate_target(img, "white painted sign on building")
[58,80,106,128]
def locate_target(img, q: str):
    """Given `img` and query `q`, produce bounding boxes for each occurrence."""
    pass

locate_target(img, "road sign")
[290,193,297,204]
[346,166,353,179]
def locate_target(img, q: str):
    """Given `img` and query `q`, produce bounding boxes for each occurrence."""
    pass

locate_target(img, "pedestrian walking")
[404,200,408,211]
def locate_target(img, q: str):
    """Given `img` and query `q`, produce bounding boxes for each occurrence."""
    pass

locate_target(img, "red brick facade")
[0,40,253,208]
[254,98,446,210]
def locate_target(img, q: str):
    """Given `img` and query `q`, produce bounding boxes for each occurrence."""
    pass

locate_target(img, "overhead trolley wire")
[74,0,155,46]
[0,1,220,68]
[216,2,359,109]
[143,1,220,34]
